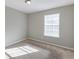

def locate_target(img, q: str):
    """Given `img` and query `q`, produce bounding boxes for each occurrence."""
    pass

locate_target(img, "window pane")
[52,25,59,31]
[45,14,59,25]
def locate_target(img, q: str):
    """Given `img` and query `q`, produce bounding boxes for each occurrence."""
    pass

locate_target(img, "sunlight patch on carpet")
[5,46,39,57]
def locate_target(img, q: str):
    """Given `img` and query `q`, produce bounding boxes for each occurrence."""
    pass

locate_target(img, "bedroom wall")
[5,7,27,47]
[28,5,74,48]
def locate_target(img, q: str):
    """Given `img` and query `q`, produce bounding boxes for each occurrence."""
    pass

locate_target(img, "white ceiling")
[5,0,74,14]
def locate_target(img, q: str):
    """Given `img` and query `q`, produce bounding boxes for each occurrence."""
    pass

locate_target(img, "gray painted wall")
[28,5,74,48]
[5,7,27,47]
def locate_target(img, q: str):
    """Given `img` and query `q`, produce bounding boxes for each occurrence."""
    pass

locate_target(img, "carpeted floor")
[5,41,59,59]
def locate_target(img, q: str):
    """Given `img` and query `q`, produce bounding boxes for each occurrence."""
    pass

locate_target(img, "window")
[44,13,60,37]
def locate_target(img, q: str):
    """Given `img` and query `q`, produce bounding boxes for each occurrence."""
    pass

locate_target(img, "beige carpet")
[5,41,59,59]
[5,39,74,59]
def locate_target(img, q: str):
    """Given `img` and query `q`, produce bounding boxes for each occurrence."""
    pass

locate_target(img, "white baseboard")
[27,37,74,51]
[5,37,74,51]
[5,38,26,47]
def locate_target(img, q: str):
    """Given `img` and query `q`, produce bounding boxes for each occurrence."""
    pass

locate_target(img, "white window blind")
[44,13,60,37]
